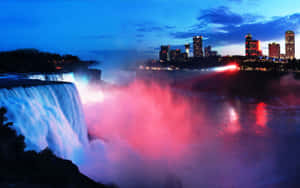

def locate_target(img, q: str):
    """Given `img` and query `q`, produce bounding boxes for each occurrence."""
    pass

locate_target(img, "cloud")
[197,6,244,25]
[171,7,300,47]
[136,23,176,33]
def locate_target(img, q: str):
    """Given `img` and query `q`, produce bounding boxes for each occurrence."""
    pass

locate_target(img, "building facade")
[169,49,181,62]
[205,46,218,57]
[269,43,280,58]
[159,45,170,62]
[280,54,286,59]
[193,36,203,58]
[169,49,188,62]
[185,44,190,57]
[285,30,295,59]
[178,52,188,62]
[245,34,262,57]
[205,46,211,57]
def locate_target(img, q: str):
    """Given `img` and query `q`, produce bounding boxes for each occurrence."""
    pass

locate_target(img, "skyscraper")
[245,34,262,57]
[269,43,280,58]
[285,30,295,59]
[185,44,190,57]
[159,45,170,62]
[193,36,203,58]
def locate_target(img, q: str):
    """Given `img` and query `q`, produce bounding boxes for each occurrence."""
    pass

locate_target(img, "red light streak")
[213,63,239,72]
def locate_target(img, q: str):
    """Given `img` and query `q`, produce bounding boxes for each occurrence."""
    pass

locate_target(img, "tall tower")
[285,30,295,59]
[245,34,253,57]
[193,36,203,58]
[184,44,190,57]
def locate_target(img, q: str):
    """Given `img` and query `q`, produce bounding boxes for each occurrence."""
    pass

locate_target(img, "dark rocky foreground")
[0,108,116,188]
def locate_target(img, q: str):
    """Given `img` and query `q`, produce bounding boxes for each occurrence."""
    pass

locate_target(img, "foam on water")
[0,83,88,163]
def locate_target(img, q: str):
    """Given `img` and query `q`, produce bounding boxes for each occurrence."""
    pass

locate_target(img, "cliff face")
[0,107,116,188]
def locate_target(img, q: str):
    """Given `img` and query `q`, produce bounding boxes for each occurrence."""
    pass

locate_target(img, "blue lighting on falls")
[0,83,88,164]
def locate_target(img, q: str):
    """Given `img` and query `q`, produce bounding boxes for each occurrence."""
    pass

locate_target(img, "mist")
[74,72,294,188]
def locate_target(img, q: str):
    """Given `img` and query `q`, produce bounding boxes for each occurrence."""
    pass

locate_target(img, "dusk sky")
[1,0,300,66]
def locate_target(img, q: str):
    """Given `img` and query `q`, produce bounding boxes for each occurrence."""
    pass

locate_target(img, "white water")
[0,83,88,163]
[2,72,300,188]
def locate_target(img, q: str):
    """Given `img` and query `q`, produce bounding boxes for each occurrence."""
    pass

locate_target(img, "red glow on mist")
[83,81,205,161]
[256,102,267,128]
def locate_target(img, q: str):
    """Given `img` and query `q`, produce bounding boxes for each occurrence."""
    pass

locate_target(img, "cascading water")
[2,71,300,188]
[0,83,88,164]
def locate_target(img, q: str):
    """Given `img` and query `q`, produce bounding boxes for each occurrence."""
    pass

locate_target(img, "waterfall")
[0,83,88,163]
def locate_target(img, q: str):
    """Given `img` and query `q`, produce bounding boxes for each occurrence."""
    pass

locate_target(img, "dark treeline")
[0,49,98,73]
[0,107,117,188]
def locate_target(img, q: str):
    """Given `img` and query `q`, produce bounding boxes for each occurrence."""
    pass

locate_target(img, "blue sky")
[1,0,300,66]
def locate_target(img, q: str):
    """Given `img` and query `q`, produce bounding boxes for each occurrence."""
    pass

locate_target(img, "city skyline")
[159,30,296,61]
[1,0,300,66]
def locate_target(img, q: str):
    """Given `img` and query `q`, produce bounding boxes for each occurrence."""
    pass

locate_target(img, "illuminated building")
[185,44,190,57]
[268,43,280,58]
[159,45,170,62]
[170,49,181,61]
[181,52,188,61]
[177,52,188,62]
[170,50,177,61]
[175,49,181,58]
[205,46,218,57]
[193,36,203,58]
[245,34,262,57]
[280,54,286,59]
[285,30,295,59]
[205,46,211,57]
